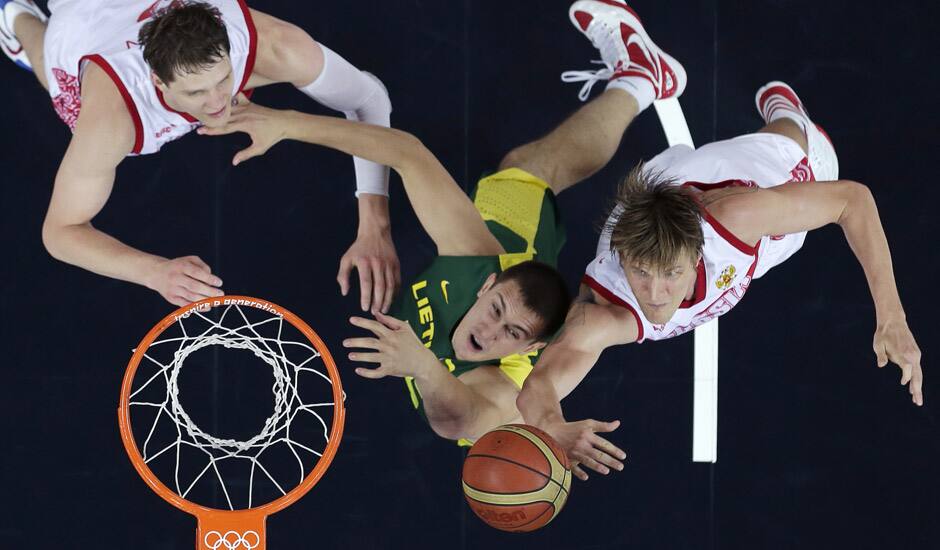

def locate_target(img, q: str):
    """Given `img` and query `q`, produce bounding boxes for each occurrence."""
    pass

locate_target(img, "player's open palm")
[345,311,438,379]
[149,255,224,306]
[198,101,288,165]
[874,318,923,406]
[545,419,626,481]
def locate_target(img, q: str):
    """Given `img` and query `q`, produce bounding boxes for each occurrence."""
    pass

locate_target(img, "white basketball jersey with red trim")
[43,0,256,155]
[584,133,816,343]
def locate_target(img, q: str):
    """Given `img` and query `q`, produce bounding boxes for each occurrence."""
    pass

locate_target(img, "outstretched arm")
[42,64,223,306]
[345,312,520,441]
[246,9,400,312]
[517,285,639,480]
[199,103,503,257]
[716,180,923,405]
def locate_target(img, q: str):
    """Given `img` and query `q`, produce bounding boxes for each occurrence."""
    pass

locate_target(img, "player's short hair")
[494,261,571,341]
[138,2,231,84]
[605,163,704,268]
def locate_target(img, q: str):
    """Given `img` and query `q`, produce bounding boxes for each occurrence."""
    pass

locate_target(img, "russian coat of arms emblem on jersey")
[716,265,736,289]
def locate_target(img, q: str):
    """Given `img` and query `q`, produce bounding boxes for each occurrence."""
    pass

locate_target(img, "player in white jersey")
[0,0,399,310]
[514,0,923,481]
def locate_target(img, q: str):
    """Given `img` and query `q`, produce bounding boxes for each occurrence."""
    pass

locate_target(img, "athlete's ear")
[151,71,168,92]
[477,273,498,298]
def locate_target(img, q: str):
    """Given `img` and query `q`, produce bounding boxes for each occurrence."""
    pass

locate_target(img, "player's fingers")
[353,367,387,380]
[342,337,382,351]
[571,463,589,482]
[576,454,610,476]
[180,277,224,299]
[167,294,189,307]
[874,342,888,368]
[589,444,624,471]
[591,434,627,463]
[590,419,621,434]
[373,311,405,330]
[356,258,374,312]
[337,256,352,296]
[381,263,397,313]
[182,263,222,287]
[369,259,386,316]
[184,255,212,272]
[900,362,912,386]
[912,367,924,406]
[349,316,390,336]
[347,351,382,364]
[233,144,262,166]
[176,288,205,304]
[196,125,236,137]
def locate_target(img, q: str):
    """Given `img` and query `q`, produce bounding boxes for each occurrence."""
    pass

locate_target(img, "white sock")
[761,98,808,137]
[607,76,655,112]
[297,44,392,197]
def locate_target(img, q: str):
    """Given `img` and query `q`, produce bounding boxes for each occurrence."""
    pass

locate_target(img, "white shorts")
[645,133,813,279]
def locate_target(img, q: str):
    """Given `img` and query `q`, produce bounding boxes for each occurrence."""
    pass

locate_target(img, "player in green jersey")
[199,79,646,443]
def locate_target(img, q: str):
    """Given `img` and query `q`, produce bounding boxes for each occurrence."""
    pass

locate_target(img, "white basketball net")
[128,301,342,510]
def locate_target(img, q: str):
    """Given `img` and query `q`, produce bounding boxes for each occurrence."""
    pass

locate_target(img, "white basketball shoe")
[0,0,48,73]
[562,0,687,103]
[756,81,839,181]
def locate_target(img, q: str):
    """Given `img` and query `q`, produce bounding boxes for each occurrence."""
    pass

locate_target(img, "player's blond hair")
[604,163,704,268]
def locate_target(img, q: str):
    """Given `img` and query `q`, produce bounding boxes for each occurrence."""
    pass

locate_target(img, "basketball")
[462,424,572,532]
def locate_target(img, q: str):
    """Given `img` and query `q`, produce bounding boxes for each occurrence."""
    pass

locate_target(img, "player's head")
[452,261,571,362]
[139,2,234,128]
[607,164,704,324]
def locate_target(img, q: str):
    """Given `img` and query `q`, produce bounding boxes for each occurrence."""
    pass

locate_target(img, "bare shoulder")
[701,187,767,246]
[556,285,638,349]
[75,62,136,150]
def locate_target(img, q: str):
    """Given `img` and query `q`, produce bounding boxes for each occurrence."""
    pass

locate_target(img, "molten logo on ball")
[462,424,572,532]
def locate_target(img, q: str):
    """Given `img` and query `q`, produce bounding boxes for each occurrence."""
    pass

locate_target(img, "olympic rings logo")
[204,530,261,549]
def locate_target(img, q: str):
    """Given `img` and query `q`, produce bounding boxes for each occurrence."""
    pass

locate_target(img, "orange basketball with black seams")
[462,424,572,532]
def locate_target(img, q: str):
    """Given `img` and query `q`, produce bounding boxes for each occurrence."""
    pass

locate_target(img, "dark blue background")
[1,1,937,548]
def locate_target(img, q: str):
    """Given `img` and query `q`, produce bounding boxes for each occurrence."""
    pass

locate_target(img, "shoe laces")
[561,60,614,102]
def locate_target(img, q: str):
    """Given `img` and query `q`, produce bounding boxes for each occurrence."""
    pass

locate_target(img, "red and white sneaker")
[562,0,686,103]
[755,81,839,181]
[0,0,47,73]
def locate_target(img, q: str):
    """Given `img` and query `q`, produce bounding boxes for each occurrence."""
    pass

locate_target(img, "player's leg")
[754,81,838,180]
[0,0,49,89]
[499,0,686,195]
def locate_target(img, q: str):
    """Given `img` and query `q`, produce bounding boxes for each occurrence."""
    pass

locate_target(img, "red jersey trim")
[685,181,760,256]
[155,87,198,123]
[582,275,645,343]
[80,55,144,155]
[679,259,707,309]
[235,0,257,94]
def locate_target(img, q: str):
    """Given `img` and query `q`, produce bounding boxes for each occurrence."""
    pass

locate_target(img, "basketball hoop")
[118,296,345,550]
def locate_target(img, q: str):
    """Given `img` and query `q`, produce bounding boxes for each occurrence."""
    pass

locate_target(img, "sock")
[761,95,808,137]
[296,44,392,197]
[607,76,655,112]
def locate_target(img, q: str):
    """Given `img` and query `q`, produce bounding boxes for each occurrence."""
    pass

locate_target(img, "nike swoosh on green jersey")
[441,280,450,303]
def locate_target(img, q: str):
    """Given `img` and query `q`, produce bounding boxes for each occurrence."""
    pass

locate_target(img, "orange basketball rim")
[118,296,346,550]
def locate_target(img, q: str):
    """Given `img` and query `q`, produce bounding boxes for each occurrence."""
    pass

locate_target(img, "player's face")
[452,275,545,362]
[156,55,235,128]
[623,253,700,325]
